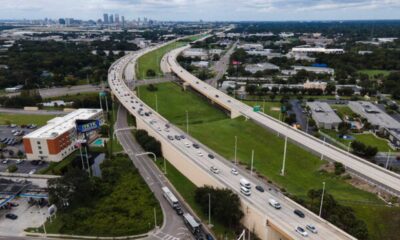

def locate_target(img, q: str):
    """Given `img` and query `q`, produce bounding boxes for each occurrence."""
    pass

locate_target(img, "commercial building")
[191,61,209,68]
[23,109,103,162]
[348,101,400,130]
[293,66,335,75]
[182,48,208,60]
[307,102,342,129]
[245,63,280,74]
[103,14,109,24]
[238,43,264,51]
[292,47,344,54]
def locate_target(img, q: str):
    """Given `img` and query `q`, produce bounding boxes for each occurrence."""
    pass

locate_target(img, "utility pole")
[280,136,288,176]
[234,136,238,165]
[319,182,326,217]
[281,136,287,176]
[250,149,254,176]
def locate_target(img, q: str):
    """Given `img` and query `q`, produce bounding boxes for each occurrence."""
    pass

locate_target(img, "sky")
[0,0,399,21]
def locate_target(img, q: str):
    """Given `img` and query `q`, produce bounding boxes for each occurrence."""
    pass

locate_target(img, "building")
[245,63,280,74]
[238,43,264,51]
[191,61,209,68]
[5,85,23,93]
[246,49,272,56]
[23,109,103,162]
[307,102,342,129]
[109,14,114,24]
[348,101,400,130]
[103,14,108,24]
[292,47,344,54]
[115,14,120,24]
[303,80,327,91]
[182,48,208,60]
[292,66,335,75]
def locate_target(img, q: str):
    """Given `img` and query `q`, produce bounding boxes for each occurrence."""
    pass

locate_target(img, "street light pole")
[250,149,254,176]
[234,136,238,165]
[319,182,326,217]
[155,94,158,112]
[208,193,211,226]
[280,136,288,176]
[385,149,392,169]
[186,110,189,134]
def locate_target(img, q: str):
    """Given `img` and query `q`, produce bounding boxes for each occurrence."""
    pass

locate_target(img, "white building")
[23,109,103,162]
[182,48,208,60]
[307,102,342,129]
[191,61,209,68]
[238,43,264,51]
[245,63,280,74]
[292,66,335,75]
[292,47,344,54]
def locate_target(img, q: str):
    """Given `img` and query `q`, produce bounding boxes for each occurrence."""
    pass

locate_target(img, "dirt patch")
[347,176,397,204]
[319,162,335,173]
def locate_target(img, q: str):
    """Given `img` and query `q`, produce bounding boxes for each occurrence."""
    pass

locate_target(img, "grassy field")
[331,104,357,118]
[138,82,400,239]
[359,69,391,78]
[0,113,57,126]
[242,100,282,120]
[136,42,187,79]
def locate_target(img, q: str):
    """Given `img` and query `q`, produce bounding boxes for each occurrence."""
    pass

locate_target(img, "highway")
[108,43,355,240]
[2,84,102,98]
[164,46,400,197]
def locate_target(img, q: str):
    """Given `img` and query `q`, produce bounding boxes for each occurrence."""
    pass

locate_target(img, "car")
[174,135,181,140]
[157,127,162,132]
[227,100,231,103]
[180,135,186,139]
[144,113,149,116]
[164,128,170,132]
[175,208,184,215]
[295,226,308,237]
[197,151,203,157]
[184,142,191,148]
[16,159,24,165]
[167,135,174,140]
[5,214,18,220]
[29,169,37,175]
[268,199,281,209]
[210,166,220,174]
[215,95,219,98]
[255,185,265,192]
[2,159,9,164]
[165,124,170,128]
[231,168,239,175]
[294,209,305,218]
[306,225,317,234]
[193,143,200,149]
[208,154,215,159]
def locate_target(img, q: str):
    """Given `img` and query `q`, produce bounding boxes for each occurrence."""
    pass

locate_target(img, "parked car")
[295,226,308,237]
[175,208,183,215]
[5,213,18,220]
[294,209,305,218]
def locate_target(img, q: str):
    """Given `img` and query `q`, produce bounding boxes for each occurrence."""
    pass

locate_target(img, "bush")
[334,162,346,175]
[146,69,156,77]
[7,164,17,173]
[134,130,162,157]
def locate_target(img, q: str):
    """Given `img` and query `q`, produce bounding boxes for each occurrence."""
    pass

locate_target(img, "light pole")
[186,110,189,134]
[305,117,309,133]
[385,149,392,169]
[234,136,238,165]
[250,149,254,176]
[208,193,212,226]
[319,182,326,217]
[347,141,352,152]
[155,94,158,112]
[280,136,288,176]
[154,207,157,229]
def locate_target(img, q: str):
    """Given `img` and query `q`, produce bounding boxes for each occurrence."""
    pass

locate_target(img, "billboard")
[76,119,101,133]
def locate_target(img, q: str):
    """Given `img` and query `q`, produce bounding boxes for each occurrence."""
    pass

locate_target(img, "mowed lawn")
[358,69,391,78]
[137,82,400,239]
[242,100,282,119]
[0,113,56,126]
[136,42,187,79]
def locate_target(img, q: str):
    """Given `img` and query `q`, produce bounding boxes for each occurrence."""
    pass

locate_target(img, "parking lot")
[0,125,36,157]
[0,159,48,174]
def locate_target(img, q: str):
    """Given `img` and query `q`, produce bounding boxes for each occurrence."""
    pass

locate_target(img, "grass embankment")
[31,157,162,236]
[138,82,400,240]
[0,113,56,126]
[242,100,282,119]
[136,42,186,79]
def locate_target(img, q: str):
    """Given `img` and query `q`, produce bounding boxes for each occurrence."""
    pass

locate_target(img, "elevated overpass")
[108,44,356,240]
[164,45,400,198]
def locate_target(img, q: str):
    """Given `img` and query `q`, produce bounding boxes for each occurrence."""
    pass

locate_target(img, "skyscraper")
[103,13,109,24]
[115,14,120,24]
[109,14,114,24]
[121,16,125,28]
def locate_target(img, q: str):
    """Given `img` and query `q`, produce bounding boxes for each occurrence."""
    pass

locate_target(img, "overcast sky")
[0,0,399,21]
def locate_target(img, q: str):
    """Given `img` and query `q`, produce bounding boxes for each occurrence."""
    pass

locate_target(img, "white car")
[210,166,220,174]
[164,128,170,132]
[29,169,37,175]
[295,227,308,237]
[306,225,317,234]
[197,151,203,157]
[184,142,191,148]
[231,168,239,175]
[157,127,162,132]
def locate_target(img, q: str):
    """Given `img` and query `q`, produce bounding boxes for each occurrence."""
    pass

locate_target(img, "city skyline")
[0,0,399,21]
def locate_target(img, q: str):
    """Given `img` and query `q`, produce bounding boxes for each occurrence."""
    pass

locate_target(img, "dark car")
[175,208,183,215]
[167,135,174,141]
[5,213,18,220]
[175,135,181,140]
[208,154,215,159]
[255,185,265,192]
[180,135,186,139]
[294,209,305,218]
[193,143,200,149]
[206,234,214,240]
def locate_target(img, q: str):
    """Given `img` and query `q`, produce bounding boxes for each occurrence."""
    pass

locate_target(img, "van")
[240,178,251,189]
[268,199,281,209]
[240,186,251,196]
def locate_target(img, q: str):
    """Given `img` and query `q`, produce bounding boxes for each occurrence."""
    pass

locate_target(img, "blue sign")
[76,119,100,133]
[312,63,328,68]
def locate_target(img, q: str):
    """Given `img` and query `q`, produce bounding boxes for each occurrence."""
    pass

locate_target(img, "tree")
[269,94,276,102]
[146,84,158,92]
[325,82,336,95]
[194,186,243,229]
[245,84,258,95]
[146,69,156,77]
[334,162,346,175]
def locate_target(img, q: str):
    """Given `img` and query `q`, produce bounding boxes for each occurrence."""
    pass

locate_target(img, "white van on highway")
[240,186,251,196]
[240,178,251,189]
[268,199,282,209]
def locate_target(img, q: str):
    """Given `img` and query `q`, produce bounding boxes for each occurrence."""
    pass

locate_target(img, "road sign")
[253,105,261,112]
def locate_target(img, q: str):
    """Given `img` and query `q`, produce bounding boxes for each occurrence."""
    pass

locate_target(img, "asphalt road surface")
[206,41,237,87]
[3,84,101,98]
